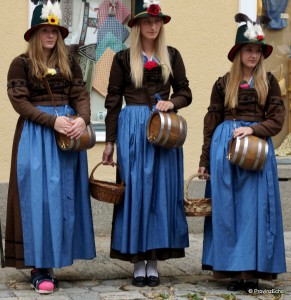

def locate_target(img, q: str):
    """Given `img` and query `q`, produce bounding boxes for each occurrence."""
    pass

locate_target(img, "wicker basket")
[89,162,125,205]
[184,173,212,217]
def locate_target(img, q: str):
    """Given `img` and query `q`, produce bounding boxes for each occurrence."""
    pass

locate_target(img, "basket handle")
[184,172,211,199]
[89,162,119,181]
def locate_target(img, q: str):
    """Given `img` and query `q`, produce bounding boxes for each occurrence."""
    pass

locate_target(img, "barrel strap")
[230,108,236,119]
[143,85,153,110]
[231,108,237,129]
[43,77,59,116]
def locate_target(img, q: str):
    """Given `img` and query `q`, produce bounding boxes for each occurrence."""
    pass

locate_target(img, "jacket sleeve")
[104,53,124,143]
[199,77,225,168]
[7,56,57,128]
[169,47,192,109]
[68,56,91,125]
[250,73,286,137]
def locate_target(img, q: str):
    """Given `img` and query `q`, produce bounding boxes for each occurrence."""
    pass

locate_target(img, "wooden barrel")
[146,111,187,148]
[55,116,96,151]
[228,135,269,170]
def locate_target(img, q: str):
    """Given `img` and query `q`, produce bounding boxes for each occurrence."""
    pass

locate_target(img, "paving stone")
[0,233,289,299]
[99,291,146,299]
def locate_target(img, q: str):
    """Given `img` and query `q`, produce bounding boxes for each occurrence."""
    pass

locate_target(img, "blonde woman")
[198,14,286,292]
[5,1,96,294]
[102,0,192,287]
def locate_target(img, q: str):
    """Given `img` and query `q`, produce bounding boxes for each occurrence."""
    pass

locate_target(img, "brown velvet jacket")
[199,72,286,168]
[7,54,91,126]
[105,47,192,142]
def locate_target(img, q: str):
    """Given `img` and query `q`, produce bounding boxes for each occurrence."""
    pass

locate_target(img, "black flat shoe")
[244,281,258,293]
[227,280,244,291]
[132,276,147,287]
[147,275,160,287]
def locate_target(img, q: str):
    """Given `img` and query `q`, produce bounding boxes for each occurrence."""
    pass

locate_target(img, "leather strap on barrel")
[43,77,57,109]
[231,108,236,120]
[143,85,153,110]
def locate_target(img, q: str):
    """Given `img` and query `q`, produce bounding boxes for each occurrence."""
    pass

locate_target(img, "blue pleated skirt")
[111,105,189,254]
[17,105,96,268]
[202,120,286,274]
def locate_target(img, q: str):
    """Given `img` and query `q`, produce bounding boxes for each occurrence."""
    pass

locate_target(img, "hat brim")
[227,42,273,62]
[24,23,69,42]
[128,14,171,28]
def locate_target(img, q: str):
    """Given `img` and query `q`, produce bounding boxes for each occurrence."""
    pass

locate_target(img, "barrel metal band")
[232,137,240,163]
[173,114,183,148]
[155,112,165,143]
[238,136,248,167]
[87,125,96,147]
[253,139,263,170]
[161,113,172,146]
[67,137,80,150]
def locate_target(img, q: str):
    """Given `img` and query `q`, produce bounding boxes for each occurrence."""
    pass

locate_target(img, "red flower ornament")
[257,35,264,41]
[144,61,159,70]
[147,4,161,16]
[240,80,249,89]
[240,83,249,89]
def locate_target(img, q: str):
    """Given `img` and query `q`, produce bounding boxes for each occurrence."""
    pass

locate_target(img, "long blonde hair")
[130,21,172,88]
[26,29,72,80]
[225,49,268,109]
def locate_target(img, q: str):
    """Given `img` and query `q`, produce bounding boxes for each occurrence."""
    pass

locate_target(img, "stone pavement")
[0,232,290,300]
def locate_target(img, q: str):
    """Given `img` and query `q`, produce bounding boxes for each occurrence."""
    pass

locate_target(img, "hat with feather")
[128,0,171,28]
[24,0,69,41]
[227,13,273,62]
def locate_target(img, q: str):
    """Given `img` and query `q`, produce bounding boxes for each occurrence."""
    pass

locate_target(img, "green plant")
[219,294,237,300]
[181,293,203,300]
[157,293,169,299]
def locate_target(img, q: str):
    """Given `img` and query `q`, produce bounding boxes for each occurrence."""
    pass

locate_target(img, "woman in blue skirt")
[5,1,96,294]
[198,13,286,293]
[102,0,192,287]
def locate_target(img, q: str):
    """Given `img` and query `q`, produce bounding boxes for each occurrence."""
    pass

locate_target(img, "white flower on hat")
[143,0,160,8]
[244,21,265,41]
[41,0,62,25]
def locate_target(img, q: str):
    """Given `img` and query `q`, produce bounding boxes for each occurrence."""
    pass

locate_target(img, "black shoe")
[244,281,258,293]
[132,276,147,287]
[227,280,244,291]
[147,275,160,287]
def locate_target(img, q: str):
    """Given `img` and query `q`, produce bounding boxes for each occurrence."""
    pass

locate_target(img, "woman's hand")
[66,117,86,140]
[54,116,74,135]
[102,143,114,165]
[232,126,254,139]
[198,167,210,180]
[155,100,174,112]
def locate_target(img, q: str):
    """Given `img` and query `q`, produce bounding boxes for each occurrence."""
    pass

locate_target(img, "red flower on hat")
[144,61,159,70]
[257,35,264,41]
[147,4,161,16]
